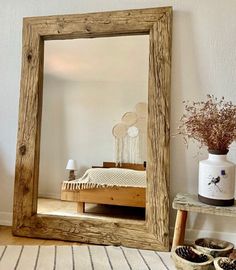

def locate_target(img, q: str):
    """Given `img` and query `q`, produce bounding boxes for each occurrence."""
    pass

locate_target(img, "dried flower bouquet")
[178,95,236,152]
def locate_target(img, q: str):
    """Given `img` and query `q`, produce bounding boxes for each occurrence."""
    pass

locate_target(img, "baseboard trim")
[0,212,13,226]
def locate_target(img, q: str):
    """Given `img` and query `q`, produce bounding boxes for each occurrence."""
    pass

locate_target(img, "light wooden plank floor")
[38,198,145,220]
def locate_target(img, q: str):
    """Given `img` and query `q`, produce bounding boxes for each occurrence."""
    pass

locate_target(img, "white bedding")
[62,168,146,190]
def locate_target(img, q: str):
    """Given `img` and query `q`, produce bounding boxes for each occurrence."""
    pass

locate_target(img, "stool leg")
[172,210,188,250]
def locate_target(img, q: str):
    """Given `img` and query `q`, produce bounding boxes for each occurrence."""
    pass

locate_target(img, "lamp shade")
[66,159,77,170]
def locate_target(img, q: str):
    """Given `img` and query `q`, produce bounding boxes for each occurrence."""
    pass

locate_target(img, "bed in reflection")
[61,162,146,213]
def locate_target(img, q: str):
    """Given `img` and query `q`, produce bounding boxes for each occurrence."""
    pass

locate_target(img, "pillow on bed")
[75,168,146,187]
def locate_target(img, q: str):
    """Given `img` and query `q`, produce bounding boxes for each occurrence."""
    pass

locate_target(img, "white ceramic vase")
[198,150,235,206]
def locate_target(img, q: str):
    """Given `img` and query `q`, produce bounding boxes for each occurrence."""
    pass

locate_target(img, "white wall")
[1,0,236,243]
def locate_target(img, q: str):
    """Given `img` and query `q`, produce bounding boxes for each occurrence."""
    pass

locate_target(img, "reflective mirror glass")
[37,35,149,221]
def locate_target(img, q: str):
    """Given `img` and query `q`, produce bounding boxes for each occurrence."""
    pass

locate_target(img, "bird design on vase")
[207,170,227,192]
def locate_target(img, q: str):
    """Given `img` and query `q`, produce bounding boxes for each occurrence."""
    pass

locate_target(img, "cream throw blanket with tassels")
[62,168,146,190]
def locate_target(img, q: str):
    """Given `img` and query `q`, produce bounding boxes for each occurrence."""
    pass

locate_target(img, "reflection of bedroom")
[38,35,149,219]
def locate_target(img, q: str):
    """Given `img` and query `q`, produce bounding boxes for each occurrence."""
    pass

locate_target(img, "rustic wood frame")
[13,7,172,251]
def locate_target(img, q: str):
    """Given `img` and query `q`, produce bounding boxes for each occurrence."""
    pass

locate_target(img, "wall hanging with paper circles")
[121,112,137,126]
[112,123,128,166]
[127,126,140,164]
[112,102,148,165]
[112,123,128,138]
[127,126,139,138]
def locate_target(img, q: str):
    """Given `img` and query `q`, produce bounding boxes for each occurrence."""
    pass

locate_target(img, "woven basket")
[172,246,214,270]
[194,238,234,258]
[214,257,236,270]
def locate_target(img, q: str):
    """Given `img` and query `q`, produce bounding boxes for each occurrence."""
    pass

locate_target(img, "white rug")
[0,245,175,270]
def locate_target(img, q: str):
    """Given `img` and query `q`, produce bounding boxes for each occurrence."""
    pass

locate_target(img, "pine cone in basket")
[197,239,223,249]
[176,246,208,263]
[218,259,236,270]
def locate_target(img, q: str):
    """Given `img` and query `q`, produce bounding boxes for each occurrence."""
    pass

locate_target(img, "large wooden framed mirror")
[13,7,172,251]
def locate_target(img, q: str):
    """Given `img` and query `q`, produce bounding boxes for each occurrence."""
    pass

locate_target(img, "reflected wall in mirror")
[38,36,149,220]
[13,7,172,251]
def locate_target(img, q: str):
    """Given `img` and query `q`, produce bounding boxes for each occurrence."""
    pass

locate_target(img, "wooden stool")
[172,193,236,250]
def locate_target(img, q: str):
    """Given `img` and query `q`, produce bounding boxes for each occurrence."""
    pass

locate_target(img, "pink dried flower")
[178,95,236,151]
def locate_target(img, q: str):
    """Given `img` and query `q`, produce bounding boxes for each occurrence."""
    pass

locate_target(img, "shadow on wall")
[38,74,68,198]
[170,10,205,228]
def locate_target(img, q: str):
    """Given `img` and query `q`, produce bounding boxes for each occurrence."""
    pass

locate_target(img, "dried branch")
[178,95,236,151]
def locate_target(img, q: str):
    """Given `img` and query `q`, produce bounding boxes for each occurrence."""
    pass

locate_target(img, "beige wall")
[0,0,236,243]
[38,77,148,198]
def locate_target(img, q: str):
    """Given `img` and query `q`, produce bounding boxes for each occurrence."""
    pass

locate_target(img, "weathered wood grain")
[173,193,236,217]
[146,9,172,248]
[25,7,172,40]
[13,7,172,251]
[13,21,44,228]
[12,214,162,250]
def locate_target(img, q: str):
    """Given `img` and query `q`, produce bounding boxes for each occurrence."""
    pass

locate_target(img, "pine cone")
[218,259,236,270]
[197,239,222,249]
[176,246,208,263]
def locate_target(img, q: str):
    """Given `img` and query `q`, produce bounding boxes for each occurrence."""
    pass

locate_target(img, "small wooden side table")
[172,193,236,249]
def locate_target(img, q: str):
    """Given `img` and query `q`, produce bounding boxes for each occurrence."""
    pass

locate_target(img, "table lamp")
[66,159,77,181]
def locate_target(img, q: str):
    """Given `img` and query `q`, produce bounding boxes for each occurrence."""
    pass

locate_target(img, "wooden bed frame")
[61,162,146,213]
